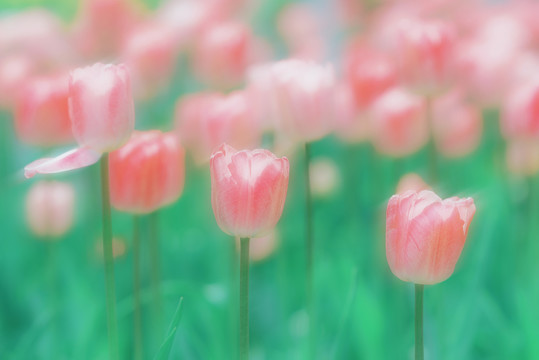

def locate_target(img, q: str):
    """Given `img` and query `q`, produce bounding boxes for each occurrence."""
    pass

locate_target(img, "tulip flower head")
[109,131,185,214]
[386,190,476,285]
[26,180,75,239]
[210,144,289,238]
[24,63,135,178]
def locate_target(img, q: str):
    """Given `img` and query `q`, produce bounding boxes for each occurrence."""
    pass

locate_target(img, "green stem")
[239,237,250,360]
[149,211,163,332]
[100,154,119,360]
[133,215,143,360]
[304,142,314,358]
[415,284,424,360]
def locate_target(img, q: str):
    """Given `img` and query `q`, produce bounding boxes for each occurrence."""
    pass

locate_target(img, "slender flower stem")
[415,284,424,360]
[133,215,143,360]
[100,154,119,360]
[239,237,250,360]
[149,211,163,331]
[304,141,314,358]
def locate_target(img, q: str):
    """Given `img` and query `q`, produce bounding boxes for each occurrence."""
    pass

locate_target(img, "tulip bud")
[386,190,476,285]
[270,59,335,142]
[26,180,75,239]
[396,173,430,194]
[175,91,260,164]
[15,74,74,147]
[210,144,289,238]
[109,131,185,214]
[370,87,428,157]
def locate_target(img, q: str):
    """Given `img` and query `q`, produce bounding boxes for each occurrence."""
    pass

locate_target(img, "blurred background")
[1,0,539,359]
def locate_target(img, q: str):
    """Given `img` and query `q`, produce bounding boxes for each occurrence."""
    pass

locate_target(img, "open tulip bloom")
[210,143,289,359]
[23,63,135,360]
[386,190,476,360]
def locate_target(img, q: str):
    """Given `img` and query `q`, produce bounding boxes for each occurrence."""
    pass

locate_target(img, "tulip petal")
[24,147,102,178]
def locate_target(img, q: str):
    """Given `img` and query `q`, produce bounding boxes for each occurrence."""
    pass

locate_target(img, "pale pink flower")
[210,144,289,238]
[386,190,476,285]
[396,173,430,194]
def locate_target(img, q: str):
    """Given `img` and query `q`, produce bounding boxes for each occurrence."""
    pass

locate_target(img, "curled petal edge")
[24,147,102,179]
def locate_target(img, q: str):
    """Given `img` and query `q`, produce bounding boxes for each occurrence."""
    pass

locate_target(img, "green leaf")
[154,297,184,360]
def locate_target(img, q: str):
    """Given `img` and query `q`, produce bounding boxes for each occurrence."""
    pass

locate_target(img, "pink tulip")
[396,173,430,194]
[0,55,36,110]
[333,82,370,143]
[278,4,325,60]
[25,63,135,178]
[175,91,260,164]
[26,180,75,238]
[122,23,178,99]
[386,190,476,285]
[193,21,256,89]
[370,87,428,157]
[431,90,482,158]
[270,59,335,142]
[501,79,539,141]
[109,131,185,214]
[15,74,74,147]
[210,144,289,238]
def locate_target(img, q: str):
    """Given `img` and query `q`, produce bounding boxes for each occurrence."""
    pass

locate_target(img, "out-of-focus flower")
[210,144,289,238]
[26,180,75,239]
[109,131,185,214]
[0,55,36,110]
[235,230,279,262]
[122,23,179,99]
[278,3,325,60]
[15,74,74,147]
[194,21,260,89]
[309,157,340,197]
[386,190,476,285]
[95,237,127,259]
[25,63,134,178]
[396,173,430,194]
[431,89,482,158]
[393,19,456,95]
[175,91,260,164]
[72,0,141,60]
[370,87,428,157]
[333,82,370,143]
[506,140,539,176]
[269,59,335,143]
[344,42,397,109]
[501,79,539,141]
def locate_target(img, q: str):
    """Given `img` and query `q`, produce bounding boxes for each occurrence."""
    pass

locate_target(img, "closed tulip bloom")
[25,63,135,178]
[26,180,75,239]
[431,90,482,158]
[210,144,289,238]
[109,131,185,214]
[270,59,335,142]
[370,87,428,157]
[501,79,539,141]
[386,190,476,285]
[15,74,74,147]
[175,91,260,164]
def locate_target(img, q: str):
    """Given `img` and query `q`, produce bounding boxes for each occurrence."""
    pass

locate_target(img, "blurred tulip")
[175,91,260,164]
[0,55,35,110]
[109,131,185,214]
[194,21,257,89]
[210,144,289,238]
[270,59,335,143]
[122,23,178,100]
[396,173,430,194]
[278,3,325,60]
[344,43,397,109]
[26,180,75,239]
[386,190,476,284]
[370,87,428,157]
[506,140,539,176]
[501,79,539,141]
[309,157,340,197]
[333,82,370,143]
[431,90,482,158]
[25,63,135,178]
[15,74,74,147]
[95,237,128,260]
[235,231,279,262]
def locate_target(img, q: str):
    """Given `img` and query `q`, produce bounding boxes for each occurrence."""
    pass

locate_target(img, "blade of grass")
[153,297,184,360]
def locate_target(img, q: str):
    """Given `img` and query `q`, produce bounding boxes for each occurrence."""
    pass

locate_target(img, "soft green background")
[1,1,537,359]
